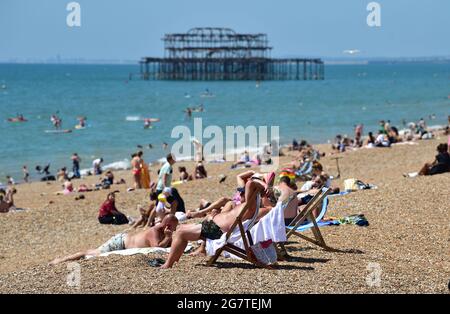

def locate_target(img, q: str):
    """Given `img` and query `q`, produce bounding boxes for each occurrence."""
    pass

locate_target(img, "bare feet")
[48,258,62,266]
[189,245,206,257]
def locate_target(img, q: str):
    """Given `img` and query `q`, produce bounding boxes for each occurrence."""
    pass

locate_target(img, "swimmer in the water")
[51,114,62,129]
[184,107,192,120]
[144,119,152,129]
[77,116,86,128]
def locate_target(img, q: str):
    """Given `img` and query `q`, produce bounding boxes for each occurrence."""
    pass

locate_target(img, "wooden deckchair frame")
[283,188,334,251]
[206,194,270,268]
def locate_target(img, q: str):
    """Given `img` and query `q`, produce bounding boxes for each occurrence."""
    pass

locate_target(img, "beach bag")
[344,179,359,192]
[345,179,375,191]
[250,239,277,265]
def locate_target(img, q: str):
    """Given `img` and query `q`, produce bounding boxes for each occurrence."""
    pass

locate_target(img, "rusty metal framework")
[140,27,324,81]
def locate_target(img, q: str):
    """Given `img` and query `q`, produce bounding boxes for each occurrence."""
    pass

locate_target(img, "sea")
[0,62,449,182]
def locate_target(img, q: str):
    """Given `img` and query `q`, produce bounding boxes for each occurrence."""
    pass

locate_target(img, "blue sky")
[0,0,449,61]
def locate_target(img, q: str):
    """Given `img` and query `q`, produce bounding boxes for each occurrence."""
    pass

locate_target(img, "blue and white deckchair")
[295,161,313,179]
[285,188,334,250]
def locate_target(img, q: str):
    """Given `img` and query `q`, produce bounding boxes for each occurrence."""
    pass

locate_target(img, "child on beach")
[131,191,158,228]
[178,166,193,181]
[22,166,29,183]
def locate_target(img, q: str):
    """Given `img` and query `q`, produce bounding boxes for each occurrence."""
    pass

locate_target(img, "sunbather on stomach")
[49,215,178,265]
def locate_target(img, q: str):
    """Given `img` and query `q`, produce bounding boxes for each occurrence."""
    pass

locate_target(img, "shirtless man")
[160,179,268,269]
[50,214,178,265]
[0,188,16,213]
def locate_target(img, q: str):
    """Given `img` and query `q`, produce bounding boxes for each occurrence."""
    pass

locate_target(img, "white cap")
[163,187,172,196]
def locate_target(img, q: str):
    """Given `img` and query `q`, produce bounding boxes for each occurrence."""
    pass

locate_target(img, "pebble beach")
[0,136,449,294]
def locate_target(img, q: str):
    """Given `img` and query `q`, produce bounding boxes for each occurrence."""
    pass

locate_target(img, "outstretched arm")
[236,171,255,187]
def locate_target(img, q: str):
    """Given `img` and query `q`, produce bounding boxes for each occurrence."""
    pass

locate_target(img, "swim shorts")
[98,233,127,253]
[200,220,223,240]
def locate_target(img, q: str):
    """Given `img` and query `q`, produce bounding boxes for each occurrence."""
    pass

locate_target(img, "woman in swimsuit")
[131,152,143,189]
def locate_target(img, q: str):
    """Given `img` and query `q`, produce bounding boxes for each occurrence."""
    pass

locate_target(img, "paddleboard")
[7,118,27,122]
[143,118,160,122]
[45,129,72,134]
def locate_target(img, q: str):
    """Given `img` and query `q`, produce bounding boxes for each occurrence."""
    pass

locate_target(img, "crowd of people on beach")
[3,112,450,271]
[326,116,448,154]
[46,115,450,268]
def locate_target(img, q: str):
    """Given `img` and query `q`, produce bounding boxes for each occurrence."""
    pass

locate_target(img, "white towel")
[205,201,286,258]
[86,245,192,259]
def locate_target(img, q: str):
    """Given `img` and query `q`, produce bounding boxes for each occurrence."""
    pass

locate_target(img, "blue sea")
[0,63,449,181]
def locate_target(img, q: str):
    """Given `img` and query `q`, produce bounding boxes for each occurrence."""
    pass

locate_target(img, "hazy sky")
[1,0,449,61]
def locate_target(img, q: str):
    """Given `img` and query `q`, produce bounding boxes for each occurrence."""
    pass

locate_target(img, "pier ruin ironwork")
[140,27,324,81]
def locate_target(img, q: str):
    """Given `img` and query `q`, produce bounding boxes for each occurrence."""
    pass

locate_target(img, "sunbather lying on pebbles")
[49,214,178,265]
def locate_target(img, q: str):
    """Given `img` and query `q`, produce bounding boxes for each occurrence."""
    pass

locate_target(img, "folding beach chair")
[295,160,313,180]
[284,187,334,251]
[206,194,269,268]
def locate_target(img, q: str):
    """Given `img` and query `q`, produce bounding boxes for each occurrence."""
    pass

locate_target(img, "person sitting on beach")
[195,162,208,179]
[36,164,56,181]
[405,143,450,177]
[55,180,74,195]
[6,176,15,186]
[102,170,115,186]
[365,132,376,148]
[387,125,400,144]
[178,166,193,182]
[132,191,158,228]
[148,187,186,226]
[230,151,250,169]
[49,214,179,265]
[0,187,16,213]
[57,167,69,182]
[375,131,391,147]
[98,191,129,225]
[160,178,269,269]
[268,176,299,227]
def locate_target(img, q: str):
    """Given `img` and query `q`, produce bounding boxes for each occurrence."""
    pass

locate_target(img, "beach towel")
[140,163,151,189]
[86,244,193,259]
[205,197,287,259]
